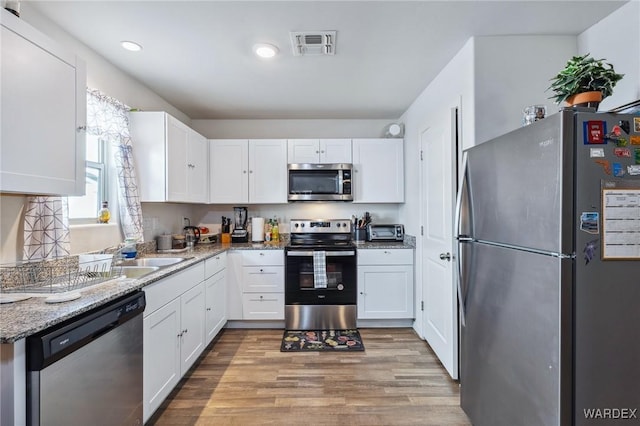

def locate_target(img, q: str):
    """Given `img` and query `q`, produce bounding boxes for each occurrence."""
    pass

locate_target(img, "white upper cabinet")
[209,139,287,204]
[352,138,404,203]
[129,111,208,203]
[287,139,352,164]
[0,10,86,196]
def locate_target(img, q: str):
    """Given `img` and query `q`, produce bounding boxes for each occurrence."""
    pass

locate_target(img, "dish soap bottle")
[98,201,111,224]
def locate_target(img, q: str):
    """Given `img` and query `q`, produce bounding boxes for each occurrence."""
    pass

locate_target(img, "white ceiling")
[28,0,627,120]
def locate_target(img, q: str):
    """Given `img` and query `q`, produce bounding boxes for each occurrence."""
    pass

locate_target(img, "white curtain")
[23,197,71,261]
[86,89,144,242]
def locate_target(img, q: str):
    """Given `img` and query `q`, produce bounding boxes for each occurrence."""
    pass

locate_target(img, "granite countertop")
[0,237,414,344]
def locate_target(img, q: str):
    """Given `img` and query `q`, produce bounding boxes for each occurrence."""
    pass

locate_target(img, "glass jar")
[522,105,546,126]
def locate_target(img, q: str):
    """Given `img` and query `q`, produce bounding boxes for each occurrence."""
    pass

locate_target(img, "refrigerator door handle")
[454,152,469,326]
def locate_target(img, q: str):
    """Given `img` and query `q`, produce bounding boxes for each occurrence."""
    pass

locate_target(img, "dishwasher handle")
[27,291,145,371]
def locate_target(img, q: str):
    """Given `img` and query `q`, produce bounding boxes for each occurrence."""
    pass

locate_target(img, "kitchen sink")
[119,257,190,268]
[119,266,160,279]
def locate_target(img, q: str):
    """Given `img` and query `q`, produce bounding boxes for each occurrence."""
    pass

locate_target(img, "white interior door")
[420,107,459,379]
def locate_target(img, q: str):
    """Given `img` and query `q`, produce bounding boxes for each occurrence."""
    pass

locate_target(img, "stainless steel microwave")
[288,163,353,201]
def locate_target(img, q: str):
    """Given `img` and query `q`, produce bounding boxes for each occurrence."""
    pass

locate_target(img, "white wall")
[577,0,640,111]
[399,38,475,237]
[19,3,190,124]
[474,36,577,144]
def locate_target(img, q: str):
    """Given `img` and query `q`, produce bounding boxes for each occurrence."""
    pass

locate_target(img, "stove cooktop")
[288,219,354,249]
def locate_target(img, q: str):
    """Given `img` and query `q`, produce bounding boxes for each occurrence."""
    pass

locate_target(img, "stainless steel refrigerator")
[457,109,640,425]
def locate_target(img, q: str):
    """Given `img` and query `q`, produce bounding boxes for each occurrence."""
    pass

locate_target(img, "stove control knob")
[300,223,305,228]
[294,223,299,228]
[342,222,347,228]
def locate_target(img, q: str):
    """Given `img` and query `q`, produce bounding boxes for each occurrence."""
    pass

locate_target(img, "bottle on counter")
[121,238,138,259]
[98,201,111,224]
[265,219,272,242]
[271,217,279,242]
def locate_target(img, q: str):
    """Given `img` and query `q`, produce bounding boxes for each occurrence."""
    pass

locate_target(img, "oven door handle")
[286,251,356,257]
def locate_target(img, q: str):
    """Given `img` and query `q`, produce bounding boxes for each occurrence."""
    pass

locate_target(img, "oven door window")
[298,261,343,290]
[289,170,339,195]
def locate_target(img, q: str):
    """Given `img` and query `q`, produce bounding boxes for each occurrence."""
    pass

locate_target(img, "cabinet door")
[180,282,206,375]
[205,270,227,344]
[226,252,244,320]
[320,139,352,163]
[248,139,288,204]
[187,129,208,203]
[287,139,320,163]
[166,116,190,202]
[352,138,404,203]
[357,265,414,319]
[143,298,181,422]
[1,14,86,195]
[209,139,249,203]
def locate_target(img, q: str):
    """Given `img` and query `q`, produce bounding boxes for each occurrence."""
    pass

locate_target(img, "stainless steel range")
[285,219,357,330]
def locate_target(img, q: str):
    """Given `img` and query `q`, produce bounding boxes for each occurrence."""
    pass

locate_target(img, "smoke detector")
[290,31,337,56]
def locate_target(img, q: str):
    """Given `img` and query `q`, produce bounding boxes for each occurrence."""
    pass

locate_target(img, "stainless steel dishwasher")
[26,291,145,426]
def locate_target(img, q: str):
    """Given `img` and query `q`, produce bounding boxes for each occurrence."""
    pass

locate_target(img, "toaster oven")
[366,224,405,242]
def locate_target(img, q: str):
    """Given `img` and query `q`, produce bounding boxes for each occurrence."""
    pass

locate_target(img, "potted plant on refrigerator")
[547,53,624,110]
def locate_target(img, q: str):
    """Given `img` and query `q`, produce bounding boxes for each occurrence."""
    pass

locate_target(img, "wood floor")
[149,328,471,425]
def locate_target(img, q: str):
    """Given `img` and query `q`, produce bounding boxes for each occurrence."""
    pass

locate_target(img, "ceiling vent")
[290,31,337,56]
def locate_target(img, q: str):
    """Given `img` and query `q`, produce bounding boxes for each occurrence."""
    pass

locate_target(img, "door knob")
[439,252,451,261]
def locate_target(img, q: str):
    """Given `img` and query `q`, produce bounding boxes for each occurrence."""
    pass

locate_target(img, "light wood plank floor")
[149,328,471,425]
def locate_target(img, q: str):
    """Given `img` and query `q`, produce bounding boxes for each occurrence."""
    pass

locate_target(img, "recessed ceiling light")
[121,40,143,52]
[253,43,278,59]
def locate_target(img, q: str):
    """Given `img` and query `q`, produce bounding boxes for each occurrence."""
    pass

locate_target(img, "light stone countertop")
[0,237,414,343]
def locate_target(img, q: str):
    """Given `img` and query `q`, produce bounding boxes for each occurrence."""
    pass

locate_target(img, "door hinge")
[420,226,424,236]
[421,301,424,311]
[420,150,424,161]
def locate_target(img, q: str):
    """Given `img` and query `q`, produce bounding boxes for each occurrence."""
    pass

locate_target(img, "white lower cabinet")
[143,263,206,422]
[357,249,414,319]
[179,283,206,372]
[204,253,227,343]
[143,297,181,422]
[227,250,284,320]
[241,250,284,320]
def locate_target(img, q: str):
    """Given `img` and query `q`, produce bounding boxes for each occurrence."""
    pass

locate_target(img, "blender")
[231,207,248,243]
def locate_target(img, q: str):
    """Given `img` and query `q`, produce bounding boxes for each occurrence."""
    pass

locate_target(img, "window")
[68,134,108,221]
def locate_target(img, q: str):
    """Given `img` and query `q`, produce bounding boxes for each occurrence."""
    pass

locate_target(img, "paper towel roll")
[251,217,265,242]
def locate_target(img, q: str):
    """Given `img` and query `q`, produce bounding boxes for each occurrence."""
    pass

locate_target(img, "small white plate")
[0,294,32,304]
[45,292,82,304]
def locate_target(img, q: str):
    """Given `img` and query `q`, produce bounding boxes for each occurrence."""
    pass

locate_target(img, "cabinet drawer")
[205,252,226,278]
[242,293,284,320]
[358,248,413,266]
[144,263,205,315]
[242,250,283,266]
[242,266,284,292]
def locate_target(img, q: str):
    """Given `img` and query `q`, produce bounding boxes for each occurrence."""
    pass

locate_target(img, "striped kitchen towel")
[313,250,328,289]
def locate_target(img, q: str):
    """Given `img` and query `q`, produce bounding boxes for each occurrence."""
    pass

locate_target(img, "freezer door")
[465,111,574,253]
[460,242,572,426]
